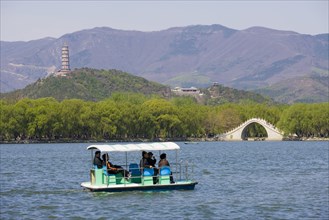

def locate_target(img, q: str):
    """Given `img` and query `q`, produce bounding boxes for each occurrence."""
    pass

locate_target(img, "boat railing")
[92,160,195,187]
[175,160,194,182]
[111,161,195,183]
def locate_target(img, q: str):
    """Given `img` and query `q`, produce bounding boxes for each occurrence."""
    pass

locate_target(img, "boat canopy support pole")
[185,161,189,180]
[125,152,128,186]
[91,150,94,169]
[176,150,178,181]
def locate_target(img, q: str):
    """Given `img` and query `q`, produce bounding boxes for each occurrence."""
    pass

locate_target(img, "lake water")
[0,141,328,219]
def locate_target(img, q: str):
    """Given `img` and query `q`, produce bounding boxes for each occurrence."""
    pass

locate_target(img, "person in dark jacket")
[93,151,103,169]
[148,152,158,183]
[147,152,157,167]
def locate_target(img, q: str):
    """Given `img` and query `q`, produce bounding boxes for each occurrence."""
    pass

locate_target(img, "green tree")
[95,100,120,139]
[11,98,34,140]
[26,98,60,140]
[141,99,182,138]
[58,99,86,138]
[278,103,312,137]
[79,101,99,139]
[217,106,242,133]
[0,100,14,140]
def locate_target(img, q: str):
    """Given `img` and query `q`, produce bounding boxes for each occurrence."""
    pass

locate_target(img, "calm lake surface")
[0,141,328,219]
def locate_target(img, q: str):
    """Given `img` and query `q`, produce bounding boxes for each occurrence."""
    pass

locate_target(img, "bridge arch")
[218,118,283,141]
[241,122,268,140]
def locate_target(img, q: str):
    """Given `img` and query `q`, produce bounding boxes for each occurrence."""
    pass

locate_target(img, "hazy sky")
[1,0,328,42]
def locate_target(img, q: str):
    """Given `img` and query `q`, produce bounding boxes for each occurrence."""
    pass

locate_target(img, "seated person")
[147,152,157,167]
[93,151,103,169]
[158,153,170,167]
[140,151,157,184]
[148,151,159,173]
[158,153,175,183]
[140,151,152,171]
[102,153,130,180]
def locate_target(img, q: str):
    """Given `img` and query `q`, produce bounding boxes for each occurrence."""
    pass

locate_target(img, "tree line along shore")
[1,94,328,142]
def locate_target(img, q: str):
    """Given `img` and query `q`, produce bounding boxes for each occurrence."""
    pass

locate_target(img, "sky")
[1,0,328,42]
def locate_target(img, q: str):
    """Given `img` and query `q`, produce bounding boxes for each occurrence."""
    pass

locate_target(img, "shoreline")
[1,137,328,144]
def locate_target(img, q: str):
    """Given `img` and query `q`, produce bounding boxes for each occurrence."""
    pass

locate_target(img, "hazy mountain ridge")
[1,24,328,103]
[255,72,329,103]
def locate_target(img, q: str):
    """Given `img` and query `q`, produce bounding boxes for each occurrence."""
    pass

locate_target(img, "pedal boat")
[81,142,198,192]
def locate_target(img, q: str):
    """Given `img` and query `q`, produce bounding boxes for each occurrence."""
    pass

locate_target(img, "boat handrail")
[97,161,195,182]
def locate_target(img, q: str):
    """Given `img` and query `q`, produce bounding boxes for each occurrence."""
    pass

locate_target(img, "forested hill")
[1,68,171,101]
[1,67,274,103]
[202,84,273,105]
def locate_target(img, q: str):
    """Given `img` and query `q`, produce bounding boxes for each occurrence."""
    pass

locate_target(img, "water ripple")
[1,142,328,219]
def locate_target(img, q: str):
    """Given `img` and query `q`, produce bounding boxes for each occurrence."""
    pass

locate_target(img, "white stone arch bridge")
[218,118,283,141]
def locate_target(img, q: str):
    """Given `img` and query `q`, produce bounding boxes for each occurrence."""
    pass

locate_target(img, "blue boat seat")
[143,168,154,176]
[128,163,141,183]
[129,163,141,176]
[160,166,171,176]
[159,166,171,185]
[142,168,154,185]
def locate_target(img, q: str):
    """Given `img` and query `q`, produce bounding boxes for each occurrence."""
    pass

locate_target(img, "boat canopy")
[87,142,180,152]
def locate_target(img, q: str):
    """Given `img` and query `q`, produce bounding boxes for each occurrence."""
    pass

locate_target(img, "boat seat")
[91,165,104,186]
[102,165,116,185]
[129,163,141,183]
[142,168,154,185]
[143,168,154,176]
[160,166,171,175]
[129,163,141,175]
[159,166,171,185]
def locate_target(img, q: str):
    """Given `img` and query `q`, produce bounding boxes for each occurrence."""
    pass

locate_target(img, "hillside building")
[172,87,202,96]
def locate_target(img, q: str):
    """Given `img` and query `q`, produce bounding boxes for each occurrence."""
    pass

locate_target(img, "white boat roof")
[87,142,180,152]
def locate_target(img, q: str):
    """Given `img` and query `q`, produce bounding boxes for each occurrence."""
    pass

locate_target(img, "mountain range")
[1,24,328,103]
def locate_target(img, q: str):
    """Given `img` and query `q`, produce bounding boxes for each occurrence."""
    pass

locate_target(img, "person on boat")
[93,151,103,169]
[102,153,130,180]
[140,151,158,183]
[147,152,157,167]
[158,153,170,167]
[148,151,159,183]
[140,151,152,170]
[158,153,175,183]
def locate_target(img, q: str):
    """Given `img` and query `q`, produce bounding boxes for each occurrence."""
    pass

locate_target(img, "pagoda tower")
[55,43,71,76]
[60,43,70,73]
